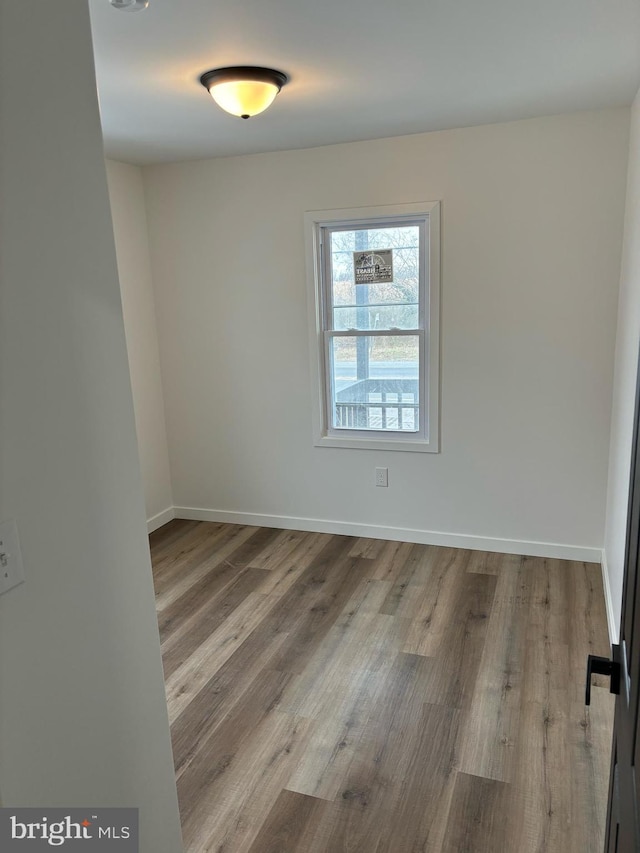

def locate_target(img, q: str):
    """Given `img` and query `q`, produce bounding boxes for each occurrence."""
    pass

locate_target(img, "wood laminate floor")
[150,520,615,853]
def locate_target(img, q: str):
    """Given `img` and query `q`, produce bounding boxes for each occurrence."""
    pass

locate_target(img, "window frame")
[305,201,441,453]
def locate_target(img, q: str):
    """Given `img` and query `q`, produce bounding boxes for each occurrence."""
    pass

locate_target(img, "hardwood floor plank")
[343,662,453,848]
[283,687,373,803]
[418,571,497,708]
[170,623,293,777]
[268,559,373,676]
[149,518,201,558]
[260,537,371,675]
[177,667,295,825]
[160,566,270,678]
[308,703,461,853]
[181,711,314,853]
[348,537,389,559]
[403,546,475,657]
[367,539,415,582]
[466,548,504,575]
[152,521,235,589]
[157,526,282,637]
[154,523,259,608]
[164,590,281,723]
[256,532,332,597]
[456,553,528,782]
[513,641,571,851]
[372,701,462,852]
[284,588,410,799]
[279,579,400,718]
[246,790,325,853]
[441,771,511,853]
[378,542,438,616]
[567,688,614,853]
[246,528,309,570]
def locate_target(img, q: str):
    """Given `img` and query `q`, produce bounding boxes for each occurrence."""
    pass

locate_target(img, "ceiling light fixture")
[110,0,149,10]
[199,66,288,119]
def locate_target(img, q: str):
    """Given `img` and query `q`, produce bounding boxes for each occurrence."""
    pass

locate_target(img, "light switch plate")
[0,519,25,596]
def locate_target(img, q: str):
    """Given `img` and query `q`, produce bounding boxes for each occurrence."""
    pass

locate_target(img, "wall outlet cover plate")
[375,467,389,487]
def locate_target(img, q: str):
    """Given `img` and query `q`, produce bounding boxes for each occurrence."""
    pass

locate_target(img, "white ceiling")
[89,0,640,165]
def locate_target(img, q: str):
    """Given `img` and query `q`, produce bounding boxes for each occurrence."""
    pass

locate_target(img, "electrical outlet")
[0,519,25,596]
[375,467,388,487]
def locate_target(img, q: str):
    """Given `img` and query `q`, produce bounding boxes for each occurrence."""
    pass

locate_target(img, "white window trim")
[305,201,440,453]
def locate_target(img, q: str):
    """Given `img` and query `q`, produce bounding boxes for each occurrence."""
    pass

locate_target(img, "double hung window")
[305,202,440,452]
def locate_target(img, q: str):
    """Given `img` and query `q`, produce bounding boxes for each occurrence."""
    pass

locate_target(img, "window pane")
[330,226,420,331]
[330,335,419,432]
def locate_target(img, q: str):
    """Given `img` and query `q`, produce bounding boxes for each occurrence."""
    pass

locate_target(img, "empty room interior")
[2,0,640,851]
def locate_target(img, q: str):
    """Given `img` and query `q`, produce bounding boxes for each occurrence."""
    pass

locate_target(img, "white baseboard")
[147,506,175,534]
[172,505,601,562]
[600,549,619,647]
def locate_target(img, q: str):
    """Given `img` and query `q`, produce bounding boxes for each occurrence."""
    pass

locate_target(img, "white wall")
[144,109,629,560]
[106,160,173,530]
[604,89,640,642]
[0,3,183,850]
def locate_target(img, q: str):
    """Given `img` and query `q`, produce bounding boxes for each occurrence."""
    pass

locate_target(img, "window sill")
[314,433,439,453]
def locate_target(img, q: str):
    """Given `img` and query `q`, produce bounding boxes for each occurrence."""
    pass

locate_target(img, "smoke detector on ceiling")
[110,0,149,10]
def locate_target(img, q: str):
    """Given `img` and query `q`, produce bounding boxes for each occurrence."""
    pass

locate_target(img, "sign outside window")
[353,249,394,285]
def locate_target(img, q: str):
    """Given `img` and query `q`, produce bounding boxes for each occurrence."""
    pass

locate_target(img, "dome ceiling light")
[110,0,150,9]
[199,66,288,119]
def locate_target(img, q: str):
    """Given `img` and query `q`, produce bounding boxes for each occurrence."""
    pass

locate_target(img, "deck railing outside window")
[334,378,419,432]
